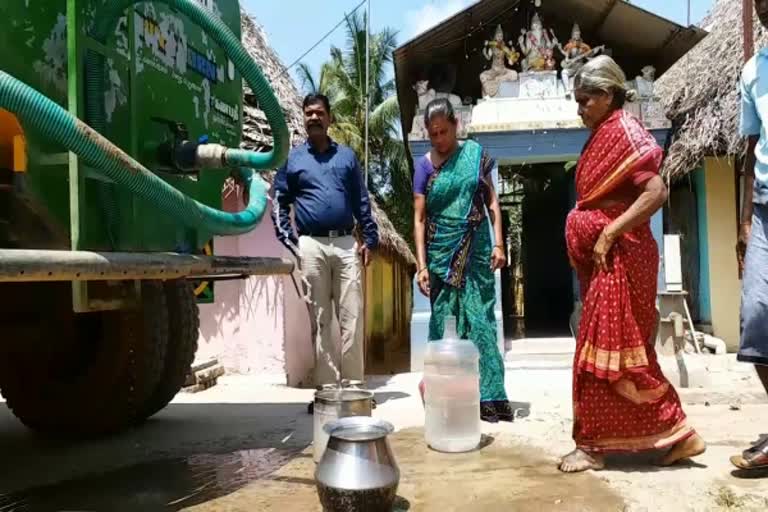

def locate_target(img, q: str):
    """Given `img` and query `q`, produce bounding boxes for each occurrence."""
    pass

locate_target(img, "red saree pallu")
[565,110,695,453]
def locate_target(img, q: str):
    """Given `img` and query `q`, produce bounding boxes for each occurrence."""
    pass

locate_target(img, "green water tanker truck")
[0,0,293,436]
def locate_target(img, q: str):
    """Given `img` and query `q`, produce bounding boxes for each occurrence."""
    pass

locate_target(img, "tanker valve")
[151,117,200,174]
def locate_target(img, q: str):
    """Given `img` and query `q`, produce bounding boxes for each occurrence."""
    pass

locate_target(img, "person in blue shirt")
[732,0,768,472]
[273,93,379,402]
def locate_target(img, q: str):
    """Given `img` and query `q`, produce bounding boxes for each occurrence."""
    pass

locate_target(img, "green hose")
[0,0,290,237]
[0,70,268,236]
[92,0,289,171]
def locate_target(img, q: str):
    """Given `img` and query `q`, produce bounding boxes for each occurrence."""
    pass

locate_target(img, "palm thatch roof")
[657,0,763,179]
[368,200,416,265]
[240,10,305,149]
[239,11,415,266]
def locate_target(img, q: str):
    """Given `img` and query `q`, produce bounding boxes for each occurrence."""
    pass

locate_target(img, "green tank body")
[0,0,245,252]
[0,0,292,437]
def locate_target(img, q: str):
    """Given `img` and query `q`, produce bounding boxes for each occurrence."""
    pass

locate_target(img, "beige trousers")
[299,235,364,386]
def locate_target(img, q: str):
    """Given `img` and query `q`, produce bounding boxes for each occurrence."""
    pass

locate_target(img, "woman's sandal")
[731,438,768,470]
[493,400,515,422]
[480,402,499,423]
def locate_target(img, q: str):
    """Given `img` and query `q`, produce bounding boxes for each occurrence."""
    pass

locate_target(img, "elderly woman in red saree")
[559,56,706,473]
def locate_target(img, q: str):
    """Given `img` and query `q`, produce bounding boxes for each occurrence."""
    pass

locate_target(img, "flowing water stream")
[271,192,343,389]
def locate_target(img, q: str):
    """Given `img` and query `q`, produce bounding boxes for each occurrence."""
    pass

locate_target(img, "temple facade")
[396,0,706,344]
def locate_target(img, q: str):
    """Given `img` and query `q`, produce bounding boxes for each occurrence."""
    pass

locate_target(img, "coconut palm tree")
[296,11,412,242]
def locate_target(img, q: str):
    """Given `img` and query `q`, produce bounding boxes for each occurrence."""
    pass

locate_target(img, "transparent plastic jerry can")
[423,316,481,453]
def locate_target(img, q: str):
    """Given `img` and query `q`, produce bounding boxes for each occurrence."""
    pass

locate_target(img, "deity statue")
[479,25,520,98]
[413,80,461,111]
[635,65,656,99]
[518,13,558,72]
[543,47,556,72]
[556,23,604,97]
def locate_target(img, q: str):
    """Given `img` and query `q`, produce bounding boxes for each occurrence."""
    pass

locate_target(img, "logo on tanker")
[212,98,239,123]
[137,12,227,84]
[188,47,219,83]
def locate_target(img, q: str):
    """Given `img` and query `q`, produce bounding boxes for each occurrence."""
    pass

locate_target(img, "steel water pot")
[313,388,374,463]
[315,416,400,512]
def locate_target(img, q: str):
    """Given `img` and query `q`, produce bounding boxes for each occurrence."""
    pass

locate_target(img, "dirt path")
[185,428,624,512]
[1,352,767,511]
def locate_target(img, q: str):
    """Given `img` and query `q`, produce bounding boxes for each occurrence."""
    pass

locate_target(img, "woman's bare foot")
[660,434,706,466]
[559,449,605,473]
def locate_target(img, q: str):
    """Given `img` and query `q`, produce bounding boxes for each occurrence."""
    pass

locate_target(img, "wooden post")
[744,0,754,62]
[733,0,755,242]
[740,0,755,240]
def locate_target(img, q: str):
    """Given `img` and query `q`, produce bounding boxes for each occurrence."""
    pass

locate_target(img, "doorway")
[500,163,575,338]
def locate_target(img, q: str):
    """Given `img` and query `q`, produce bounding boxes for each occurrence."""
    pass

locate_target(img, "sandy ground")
[0,340,767,511]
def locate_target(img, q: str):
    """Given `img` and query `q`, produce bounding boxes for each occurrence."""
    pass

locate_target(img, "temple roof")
[394,0,708,142]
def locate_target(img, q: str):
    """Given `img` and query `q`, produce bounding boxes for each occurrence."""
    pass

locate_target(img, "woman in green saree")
[413,98,513,422]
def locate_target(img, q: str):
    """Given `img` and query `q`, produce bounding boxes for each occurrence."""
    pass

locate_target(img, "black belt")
[300,229,355,238]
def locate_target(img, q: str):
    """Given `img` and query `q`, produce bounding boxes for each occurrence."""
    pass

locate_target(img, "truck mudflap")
[0,249,294,282]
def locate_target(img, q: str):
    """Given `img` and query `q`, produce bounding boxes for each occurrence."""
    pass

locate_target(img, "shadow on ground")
[602,451,708,473]
[0,402,313,511]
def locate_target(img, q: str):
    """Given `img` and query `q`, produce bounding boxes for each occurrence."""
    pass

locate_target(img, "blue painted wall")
[693,168,712,323]
[651,210,665,293]
[409,129,669,165]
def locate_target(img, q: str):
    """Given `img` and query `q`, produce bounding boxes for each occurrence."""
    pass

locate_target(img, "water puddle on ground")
[0,447,302,512]
[0,429,625,511]
[186,429,626,512]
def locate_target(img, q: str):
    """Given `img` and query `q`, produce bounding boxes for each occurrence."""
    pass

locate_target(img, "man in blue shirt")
[733,0,768,472]
[273,93,378,397]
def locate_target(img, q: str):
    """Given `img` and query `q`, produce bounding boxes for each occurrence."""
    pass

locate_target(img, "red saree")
[565,109,694,453]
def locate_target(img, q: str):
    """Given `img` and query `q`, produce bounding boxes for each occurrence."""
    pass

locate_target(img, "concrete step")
[506,337,575,355]
[504,337,575,369]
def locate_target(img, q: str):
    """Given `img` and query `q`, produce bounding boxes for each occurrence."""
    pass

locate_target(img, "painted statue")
[413,80,462,111]
[556,23,604,97]
[518,13,557,72]
[635,65,656,99]
[479,24,520,98]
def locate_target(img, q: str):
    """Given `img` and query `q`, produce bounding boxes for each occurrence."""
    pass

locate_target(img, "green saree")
[425,140,508,402]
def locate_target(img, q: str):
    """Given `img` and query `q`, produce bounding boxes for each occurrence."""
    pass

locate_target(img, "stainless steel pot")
[313,389,373,463]
[315,416,400,512]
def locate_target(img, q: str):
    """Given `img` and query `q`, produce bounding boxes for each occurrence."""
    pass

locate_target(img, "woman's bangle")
[417,267,428,275]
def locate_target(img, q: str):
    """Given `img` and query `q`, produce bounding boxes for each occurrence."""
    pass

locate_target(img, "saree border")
[578,420,695,453]
[577,341,650,373]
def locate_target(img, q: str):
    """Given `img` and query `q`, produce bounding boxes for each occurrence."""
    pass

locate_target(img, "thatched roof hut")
[239,11,415,265]
[240,10,306,149]
[657,0,763,179]
[369,200,415,264]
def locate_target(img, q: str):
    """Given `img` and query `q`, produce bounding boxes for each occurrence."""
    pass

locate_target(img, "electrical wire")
[280,0,367,75]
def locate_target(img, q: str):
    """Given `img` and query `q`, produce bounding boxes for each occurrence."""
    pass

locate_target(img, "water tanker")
[0,0,291,436]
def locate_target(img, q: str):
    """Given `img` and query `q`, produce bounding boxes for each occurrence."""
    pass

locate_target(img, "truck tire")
[0,281,168,436]
[137,279,199,420]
